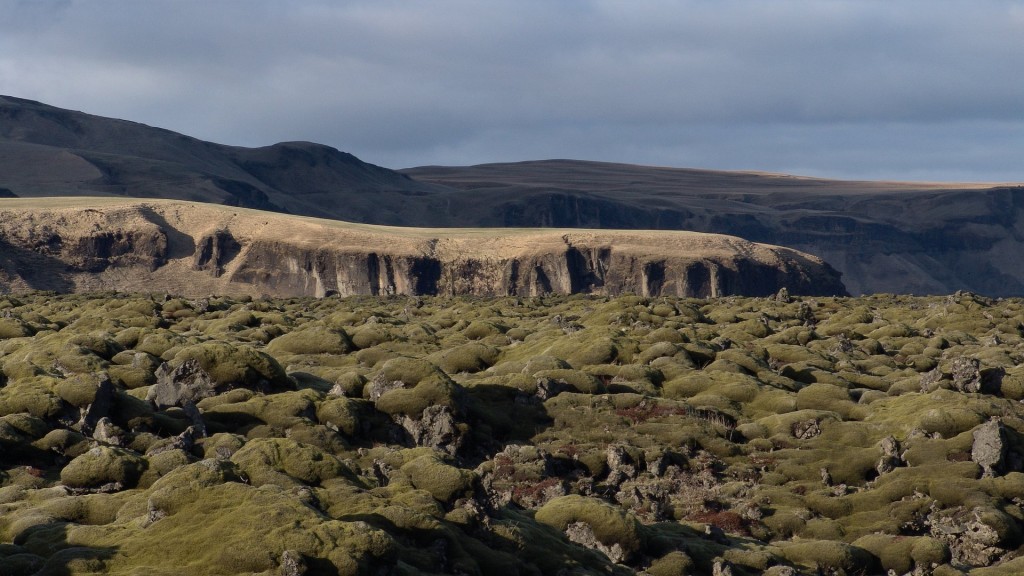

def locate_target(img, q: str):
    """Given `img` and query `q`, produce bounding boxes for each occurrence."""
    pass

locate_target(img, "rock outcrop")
[0,199,847,298]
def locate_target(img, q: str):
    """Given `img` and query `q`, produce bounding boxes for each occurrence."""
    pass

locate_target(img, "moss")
[0,317,36,339]
[204,389,318,431]
[428,342,500,374]
[399,454,476,504]
[372,357,464,417]
[522,355,572,375]
[230,437,353,488]
[317,396,362,437]
[532,368,605,395]
[171,341,293,390]
[534,495,644,561]
[463,321,504,340]
[645,551,696,575]
[60,446,146,489]
[853,534,949,574]
[0,377,65,419]
[266,325,354,356]
[778,540,878,574]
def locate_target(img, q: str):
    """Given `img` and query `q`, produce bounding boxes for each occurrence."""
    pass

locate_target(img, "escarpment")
[0,199,847,297]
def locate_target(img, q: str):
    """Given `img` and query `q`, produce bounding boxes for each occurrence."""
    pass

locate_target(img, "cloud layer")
[2,0,1022,180]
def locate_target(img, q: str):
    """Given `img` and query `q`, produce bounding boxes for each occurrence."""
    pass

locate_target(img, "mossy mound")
[4,292,1024,574]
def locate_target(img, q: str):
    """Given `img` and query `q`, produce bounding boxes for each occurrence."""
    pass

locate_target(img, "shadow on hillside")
[0,237,75,292]
[11,520,118,575]
[136,206,195,260]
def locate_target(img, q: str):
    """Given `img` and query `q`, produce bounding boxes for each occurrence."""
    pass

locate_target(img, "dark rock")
[928,506,1013,567]
[876,435,903,475]
[712,558,734,576]
[952,357,982,393]
[920,367,944,392]
[92,417,126,447]
[400,405,463,456]
[366,373,405,402]
[774,287,791,303]
[793,419,822,440]
[535,377,569,401]
[147,359,218,410]
[565,521,629,564]
[79,373,115,436]
[280,550,307,576]
[972,419,1007,477]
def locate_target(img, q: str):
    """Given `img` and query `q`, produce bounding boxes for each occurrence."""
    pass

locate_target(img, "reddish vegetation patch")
[690,510,750,536]
[512,477,562,501]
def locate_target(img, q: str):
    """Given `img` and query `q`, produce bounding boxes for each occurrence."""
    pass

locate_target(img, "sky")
[1,0,1023,182]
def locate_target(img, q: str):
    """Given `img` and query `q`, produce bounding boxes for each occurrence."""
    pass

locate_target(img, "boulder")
[400,405,464,456]
[147,359,218,410]
[972,418,1007,477]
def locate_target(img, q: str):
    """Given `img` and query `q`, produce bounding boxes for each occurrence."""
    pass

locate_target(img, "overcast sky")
[2,1,1022,181]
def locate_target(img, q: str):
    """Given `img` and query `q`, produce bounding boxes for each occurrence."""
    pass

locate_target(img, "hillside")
[402,161,1024,297]
[0,198,846,298]
[3,95,1023,296]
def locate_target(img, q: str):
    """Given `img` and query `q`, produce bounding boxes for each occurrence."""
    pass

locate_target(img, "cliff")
[0,199,846,298]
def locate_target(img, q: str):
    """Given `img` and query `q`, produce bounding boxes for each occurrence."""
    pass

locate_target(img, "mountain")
[402,161,1024,297]
[0,95,448,223]
[0,198,846,298]
[2,95,1021,296]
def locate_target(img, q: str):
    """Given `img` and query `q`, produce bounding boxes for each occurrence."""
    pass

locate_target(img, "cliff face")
[0,199,847,298]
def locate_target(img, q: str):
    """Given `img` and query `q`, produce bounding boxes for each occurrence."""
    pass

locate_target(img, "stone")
[565,521,628,564]
[280,550,307,576]
[972,418,1007,477]
[92,417,126,447]
[400,405,463,456]
[793,419,822,440]
[929,506,1010,567]
[147,359,218,410]
[79,372,115,436]
[876,435,903,475]
[366,373,405,402]
[952,357,982,393]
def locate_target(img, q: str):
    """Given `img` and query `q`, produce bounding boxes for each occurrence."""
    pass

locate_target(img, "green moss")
[428,342,500,374]
[317,396,362,437]
[266,325,353,356]
[0,377,65,419]
[534,495,644,560]
[0,317,35,339]
[60,446,146,489]
[399,454,476,504]
[778,540,877,574]
[171,341,293,390]
[230,437,352,488]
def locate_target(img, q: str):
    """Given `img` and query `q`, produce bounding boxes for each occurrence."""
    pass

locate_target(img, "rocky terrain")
[2,291,1024,574]
[0,199,846,299]
[4,95,1024,297]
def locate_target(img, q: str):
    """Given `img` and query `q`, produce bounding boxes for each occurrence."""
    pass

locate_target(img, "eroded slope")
[0,199,846,298]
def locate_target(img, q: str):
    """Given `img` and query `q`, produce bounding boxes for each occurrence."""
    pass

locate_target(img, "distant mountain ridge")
[2,95,1023,296]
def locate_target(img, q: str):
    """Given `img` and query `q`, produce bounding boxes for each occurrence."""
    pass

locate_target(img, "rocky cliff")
[0,199,846,298]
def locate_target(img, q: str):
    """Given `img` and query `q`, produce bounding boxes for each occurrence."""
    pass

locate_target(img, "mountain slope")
[402,161,1024,296]
[0,95,449,223]
[0,198,846,298]
[3,95,1022,296]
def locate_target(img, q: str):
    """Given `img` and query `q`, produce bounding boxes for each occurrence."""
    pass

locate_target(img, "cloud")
[0,0,1021,180]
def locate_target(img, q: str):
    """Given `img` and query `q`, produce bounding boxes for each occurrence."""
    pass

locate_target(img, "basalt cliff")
[0,199,846,298]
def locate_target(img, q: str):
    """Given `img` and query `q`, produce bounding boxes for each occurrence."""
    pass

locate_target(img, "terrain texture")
[3,95,1023,296]
[2,292,1024,575]
[0,198,846,298]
